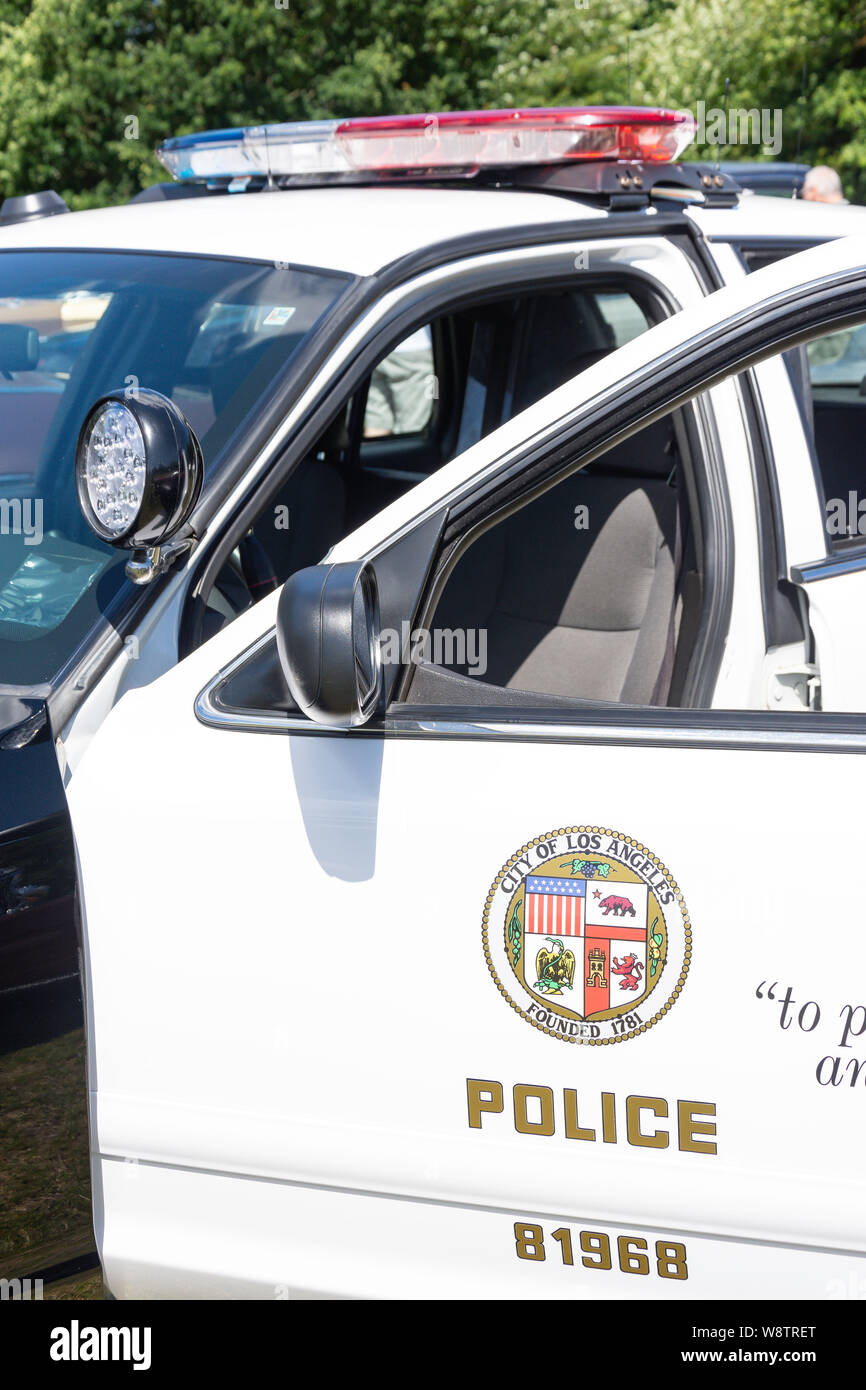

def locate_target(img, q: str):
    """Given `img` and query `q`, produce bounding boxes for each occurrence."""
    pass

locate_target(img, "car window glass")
[363,325,435,438]
[411,408,693,709]
[740,244,819,273]
[0,250,346,685]
[805,319,866,544]
[807,326,866,387]
[595,292,650,346]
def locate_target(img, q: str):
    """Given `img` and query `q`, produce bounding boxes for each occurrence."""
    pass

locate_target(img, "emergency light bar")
[158,107,696,182]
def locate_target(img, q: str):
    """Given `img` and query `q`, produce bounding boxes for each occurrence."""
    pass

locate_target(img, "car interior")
[402,412,701,709]
[203,283,659,641]
[208,302,866,720]
[203,282,712,710]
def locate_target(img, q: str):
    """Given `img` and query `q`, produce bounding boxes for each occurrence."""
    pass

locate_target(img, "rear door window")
[805,323,866,543]
[356,284,656,484]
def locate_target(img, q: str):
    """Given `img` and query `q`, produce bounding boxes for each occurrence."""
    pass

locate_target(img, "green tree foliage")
[0,0,542,206]
[492,0,866,196]
[0,0,862,208]
[628,0,866,196]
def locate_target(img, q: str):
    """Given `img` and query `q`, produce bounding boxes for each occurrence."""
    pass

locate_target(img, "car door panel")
[73,670,866,1296]
[97,1149,864,1301]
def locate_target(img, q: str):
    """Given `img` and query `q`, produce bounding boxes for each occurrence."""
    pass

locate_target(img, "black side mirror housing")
[276,561,382,727]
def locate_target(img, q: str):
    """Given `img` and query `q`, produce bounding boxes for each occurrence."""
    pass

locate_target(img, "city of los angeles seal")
[483,826,690,1044]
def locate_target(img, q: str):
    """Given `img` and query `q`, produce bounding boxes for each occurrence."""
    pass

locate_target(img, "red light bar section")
[336,106,696,170]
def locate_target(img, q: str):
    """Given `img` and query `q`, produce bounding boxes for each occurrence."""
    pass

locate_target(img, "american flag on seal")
[524,876,586,936]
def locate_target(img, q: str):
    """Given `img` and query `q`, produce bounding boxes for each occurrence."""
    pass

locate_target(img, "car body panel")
[0,187,599,276]
[688,194,866,243]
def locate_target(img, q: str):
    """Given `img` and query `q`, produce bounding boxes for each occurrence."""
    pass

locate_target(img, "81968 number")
[514,1223,688,1279]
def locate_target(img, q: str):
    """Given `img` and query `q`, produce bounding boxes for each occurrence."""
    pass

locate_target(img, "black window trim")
[722,236,825,273]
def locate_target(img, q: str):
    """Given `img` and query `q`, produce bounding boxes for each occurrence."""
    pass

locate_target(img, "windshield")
[0,249,347,686]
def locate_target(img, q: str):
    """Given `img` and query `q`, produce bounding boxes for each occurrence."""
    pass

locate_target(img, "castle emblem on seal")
[483,826,690,1044]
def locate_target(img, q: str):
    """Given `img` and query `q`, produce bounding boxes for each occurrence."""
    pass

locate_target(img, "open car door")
[69,237,866,1300]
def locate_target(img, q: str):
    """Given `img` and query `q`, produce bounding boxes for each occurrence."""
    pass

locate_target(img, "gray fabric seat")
[429,424,681,705]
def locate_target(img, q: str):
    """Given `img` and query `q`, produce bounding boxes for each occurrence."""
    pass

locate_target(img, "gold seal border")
[482,826,691,1045]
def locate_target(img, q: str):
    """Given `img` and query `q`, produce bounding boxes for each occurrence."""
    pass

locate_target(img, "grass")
[0,1026,93,1277]
[43,1268,104,1300]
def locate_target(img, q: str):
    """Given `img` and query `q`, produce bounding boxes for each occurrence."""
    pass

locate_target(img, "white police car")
[13,107,866,1298]
[0,106,861,768]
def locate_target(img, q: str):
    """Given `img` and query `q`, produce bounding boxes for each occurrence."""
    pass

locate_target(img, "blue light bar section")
[157,122,344,181]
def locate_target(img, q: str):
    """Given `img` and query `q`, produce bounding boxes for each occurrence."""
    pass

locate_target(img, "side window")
[363,325,436,438]
[359,286,656,466]
[595,292,651,347]
[805,321,866,543]
[808,325,866,385]
[739,243,819,274]
[405,409,695,710]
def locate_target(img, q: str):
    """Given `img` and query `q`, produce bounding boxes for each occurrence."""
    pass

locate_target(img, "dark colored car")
[718,161,810,198]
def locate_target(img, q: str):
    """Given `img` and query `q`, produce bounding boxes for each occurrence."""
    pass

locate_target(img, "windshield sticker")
[483,826,690,1044]
[261,306,296,327]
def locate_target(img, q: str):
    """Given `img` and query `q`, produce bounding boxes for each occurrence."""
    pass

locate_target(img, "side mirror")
[0,323,38,373]
[276,561,382,727]
[75,388,203,583]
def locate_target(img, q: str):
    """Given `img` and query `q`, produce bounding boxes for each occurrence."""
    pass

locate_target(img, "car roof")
[0,186,600,276]
[1,182,864,277]
[689,193,866,240]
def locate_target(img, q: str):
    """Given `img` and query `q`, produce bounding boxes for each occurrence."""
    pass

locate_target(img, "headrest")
[512,292,617,414]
